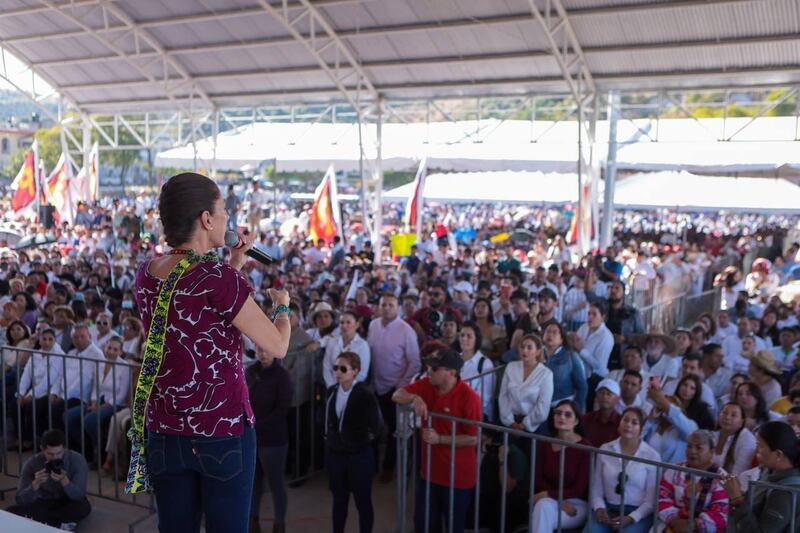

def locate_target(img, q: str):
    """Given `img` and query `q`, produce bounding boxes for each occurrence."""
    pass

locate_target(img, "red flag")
[11,141,38,212]
[404,158,427,238]
[309,165,340,245]
[47,153,75,225]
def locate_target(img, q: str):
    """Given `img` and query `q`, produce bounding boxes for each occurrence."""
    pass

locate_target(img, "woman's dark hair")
[458,320,483,355]
[757,421,800,468]
[5,319,30,345]
[718,402,746,473]
[620,406,646,429]
[336,351,361,373]
[159,173,221,247]
[542,320,566,347]
[676,374,715,430]
[736,381,769,426]
[696,312,717,338]
[339,310,360,324]
[70,299,88,322]
[15,291,36,312]
[470,297,495,324]
[590,300,608,317]
[547,399,585,436]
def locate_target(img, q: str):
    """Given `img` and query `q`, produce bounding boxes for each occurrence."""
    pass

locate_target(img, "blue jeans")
[327,447,375,533]
[83,405,124,460]
[147,425,256,533]
[585,502,653,533]
[64,401,89,451]
[414,480,473,533]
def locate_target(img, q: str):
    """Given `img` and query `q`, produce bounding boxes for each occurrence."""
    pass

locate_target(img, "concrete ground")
[0,451,407,533]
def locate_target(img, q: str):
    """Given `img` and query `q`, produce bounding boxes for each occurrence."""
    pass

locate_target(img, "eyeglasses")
[615,471,628,494]
[332,365,351,373]
[553,410,574,418]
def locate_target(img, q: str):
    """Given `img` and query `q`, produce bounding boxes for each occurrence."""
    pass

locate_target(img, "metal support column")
[602,90,619,249]
[211,109,219,179]
[373,101,384,264]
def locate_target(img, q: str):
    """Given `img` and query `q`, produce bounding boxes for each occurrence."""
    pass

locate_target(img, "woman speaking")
[127,173,291,533]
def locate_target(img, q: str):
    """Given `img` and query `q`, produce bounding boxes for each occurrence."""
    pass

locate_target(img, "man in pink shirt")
[368,293,420,482]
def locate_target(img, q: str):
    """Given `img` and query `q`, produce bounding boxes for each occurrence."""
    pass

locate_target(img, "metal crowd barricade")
[0,345,153,524]
[395,406,800,533]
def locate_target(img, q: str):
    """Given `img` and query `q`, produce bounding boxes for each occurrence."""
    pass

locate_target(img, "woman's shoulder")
[637,440,662,460]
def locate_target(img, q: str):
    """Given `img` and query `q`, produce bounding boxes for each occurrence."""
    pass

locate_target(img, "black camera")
[428,310,443,339]
[45,459,63,475]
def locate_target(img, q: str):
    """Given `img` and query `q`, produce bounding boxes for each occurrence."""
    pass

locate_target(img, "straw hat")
[630,330,677,355]
[746,350,782,377]
[309,302,336,323]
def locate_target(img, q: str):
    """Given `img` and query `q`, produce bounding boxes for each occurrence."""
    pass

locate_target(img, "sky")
[0,48,55,96]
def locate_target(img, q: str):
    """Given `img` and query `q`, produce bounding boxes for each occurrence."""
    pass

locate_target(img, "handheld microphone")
[224,230,275,265]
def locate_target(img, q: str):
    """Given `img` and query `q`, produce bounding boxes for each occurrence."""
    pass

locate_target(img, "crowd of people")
[0,175,799,532]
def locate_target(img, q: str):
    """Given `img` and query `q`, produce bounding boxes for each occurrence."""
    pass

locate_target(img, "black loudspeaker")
[39,204,55,229]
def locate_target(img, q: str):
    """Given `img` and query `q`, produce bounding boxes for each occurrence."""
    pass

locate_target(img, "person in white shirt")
[562,275,589,332]
[639,332,681,381]
[700,343,733,401]
[17,328,64,450]
[59,325,104,449]
[746,350,784,407]
[726,333,762,374]
[322,311,370,388]
[722,317,766,368]
[771,327,798,371]
[587,407,660,533]
[457,322,495,421]
[627,253,657,308]
[498,334,553,434]
[615,370,652,416]
[570,302,614,399]
[78,337,132,465]
[712,402,756,476]
[608,346,652,404]
[90,312,114,351]
[710,310,737,344]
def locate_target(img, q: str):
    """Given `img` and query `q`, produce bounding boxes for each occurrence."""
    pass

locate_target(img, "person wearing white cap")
[581,379,622,447]
[451,281,474,318]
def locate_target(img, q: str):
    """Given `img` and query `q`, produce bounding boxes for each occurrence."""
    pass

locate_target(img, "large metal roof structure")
[1,0,799,114]
[1,0,799,253]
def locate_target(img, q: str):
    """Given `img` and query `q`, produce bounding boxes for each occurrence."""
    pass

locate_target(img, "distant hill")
[0,89,57,123]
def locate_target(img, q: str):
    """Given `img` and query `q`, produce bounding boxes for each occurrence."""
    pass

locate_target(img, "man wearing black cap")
[393,349,481,533]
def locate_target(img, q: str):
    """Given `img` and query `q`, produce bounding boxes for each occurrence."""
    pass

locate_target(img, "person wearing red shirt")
[582,379,622,447]
[393,349,481,533]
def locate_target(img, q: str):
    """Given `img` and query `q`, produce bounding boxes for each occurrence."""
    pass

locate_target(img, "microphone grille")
[224,230,239,247]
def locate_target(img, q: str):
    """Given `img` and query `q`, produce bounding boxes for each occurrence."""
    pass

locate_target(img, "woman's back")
[135,258,254,437]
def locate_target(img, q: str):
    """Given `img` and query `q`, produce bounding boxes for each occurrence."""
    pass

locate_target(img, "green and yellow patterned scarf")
[125,250,217,494]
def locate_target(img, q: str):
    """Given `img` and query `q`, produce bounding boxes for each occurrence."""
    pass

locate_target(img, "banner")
[11,140,39,212]
[404,158,427,239]
[391,233,417,257]
[47,152,76,226]
[309,164,341,245]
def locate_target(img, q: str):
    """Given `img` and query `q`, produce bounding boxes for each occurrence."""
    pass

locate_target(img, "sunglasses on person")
[332,365,351,373]
[615,471,628,495]
[97,321,110,326]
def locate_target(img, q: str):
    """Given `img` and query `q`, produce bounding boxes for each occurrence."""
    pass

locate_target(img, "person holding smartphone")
[8,429,91,530]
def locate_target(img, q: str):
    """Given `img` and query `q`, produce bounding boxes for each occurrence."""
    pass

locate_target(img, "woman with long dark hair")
[531,399,591,531]
[723,421,800,532]
[130,172,291,532]
[736,382,774,431]
[673,374,715,430]
[470,297,506,359]
[542,321,587,412]
[713,402,756,476]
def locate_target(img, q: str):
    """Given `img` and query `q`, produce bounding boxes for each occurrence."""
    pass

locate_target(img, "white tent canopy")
[156,117,800,175]
[383,170,800,212]
[612,172,800,213]
[383,171,583,204]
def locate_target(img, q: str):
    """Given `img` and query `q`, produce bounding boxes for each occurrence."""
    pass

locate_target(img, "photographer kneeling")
[8,429,91,530]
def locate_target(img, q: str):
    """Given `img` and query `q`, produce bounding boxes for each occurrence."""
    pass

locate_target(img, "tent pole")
[602,90,619,249]
[211,109,219,179]
[373,100,384,265]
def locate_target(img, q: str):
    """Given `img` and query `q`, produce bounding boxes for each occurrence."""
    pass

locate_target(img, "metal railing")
[0,346,150,521]
[637,287,721,333]
[395,406,800,533]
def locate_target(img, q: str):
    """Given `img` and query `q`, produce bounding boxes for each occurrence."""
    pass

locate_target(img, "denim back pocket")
[190,435,243,482]
[146,433,167,476]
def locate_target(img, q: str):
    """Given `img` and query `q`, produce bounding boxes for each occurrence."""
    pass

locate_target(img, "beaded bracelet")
[272,304,291,321]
